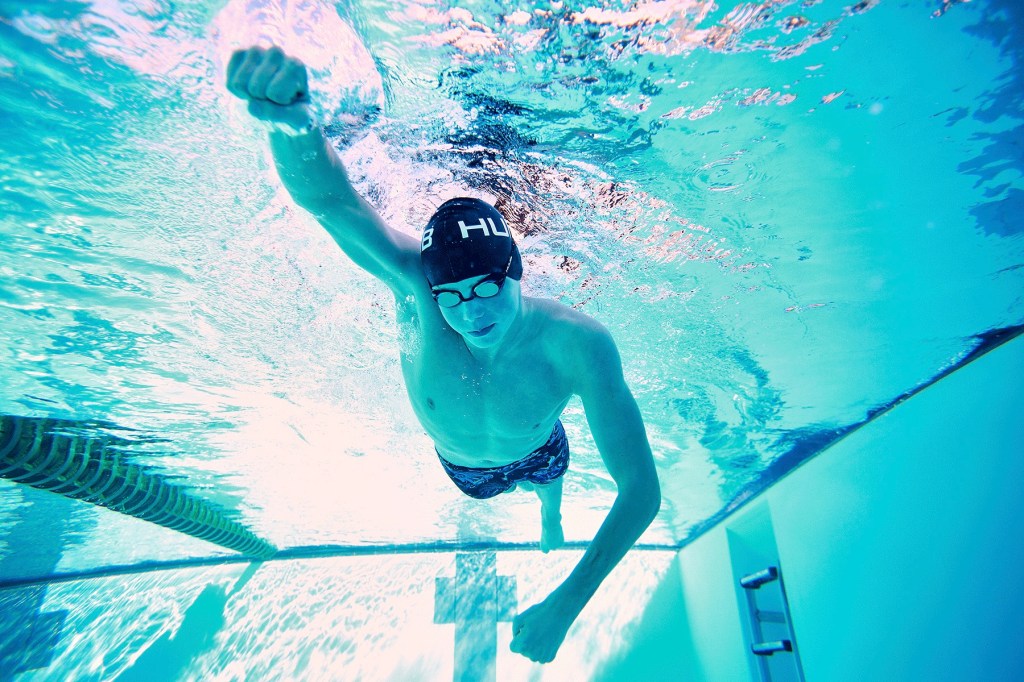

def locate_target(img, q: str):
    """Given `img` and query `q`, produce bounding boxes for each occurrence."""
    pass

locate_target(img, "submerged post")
[434,551,517,682]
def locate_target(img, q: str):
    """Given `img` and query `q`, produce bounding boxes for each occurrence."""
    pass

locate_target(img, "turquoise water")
[1,0,1022,678]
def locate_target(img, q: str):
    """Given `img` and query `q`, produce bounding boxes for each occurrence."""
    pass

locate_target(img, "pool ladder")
[0,414,275,559]
[740,565,806,681]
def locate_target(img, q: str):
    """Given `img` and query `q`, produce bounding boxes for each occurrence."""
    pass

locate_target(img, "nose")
[457,298,488,325]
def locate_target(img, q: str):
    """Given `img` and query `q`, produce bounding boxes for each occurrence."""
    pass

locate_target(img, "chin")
[463,333,497,349]
[461,326,503,348]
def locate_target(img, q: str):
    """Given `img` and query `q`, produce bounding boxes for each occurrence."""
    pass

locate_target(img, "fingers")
[509,633,555,664]
[226,48,259,99]
[509,614,524,654]
[509,612,560,663]
[266,61,307,105]
[225,46,308,105]
[246,45,284,100]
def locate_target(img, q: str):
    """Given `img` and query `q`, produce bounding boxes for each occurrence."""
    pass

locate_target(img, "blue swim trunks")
[436,420,570,500]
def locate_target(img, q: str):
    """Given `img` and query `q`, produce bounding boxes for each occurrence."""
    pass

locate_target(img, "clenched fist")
[226,46,313,132]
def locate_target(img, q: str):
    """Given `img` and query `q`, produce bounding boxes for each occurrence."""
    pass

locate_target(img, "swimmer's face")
[432,274,522,348]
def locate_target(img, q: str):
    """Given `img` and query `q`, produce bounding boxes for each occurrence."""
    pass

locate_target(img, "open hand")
[226,46,311,128]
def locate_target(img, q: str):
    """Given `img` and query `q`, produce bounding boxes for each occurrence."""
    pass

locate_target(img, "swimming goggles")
[431,248,514,308]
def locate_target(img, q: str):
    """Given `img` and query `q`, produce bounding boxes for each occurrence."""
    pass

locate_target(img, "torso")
[393,280,576,468]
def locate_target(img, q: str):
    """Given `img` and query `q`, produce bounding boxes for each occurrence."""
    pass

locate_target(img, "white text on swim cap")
[458,217,509,239]
[421,228,434,251]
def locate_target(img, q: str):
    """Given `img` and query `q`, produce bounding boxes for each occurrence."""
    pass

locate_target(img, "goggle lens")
[435,291,462,308]
[434,278,504,308]
[473,281,501,298]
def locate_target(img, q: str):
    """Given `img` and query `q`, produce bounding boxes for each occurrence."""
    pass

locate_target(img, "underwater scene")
[1,0,1021,678]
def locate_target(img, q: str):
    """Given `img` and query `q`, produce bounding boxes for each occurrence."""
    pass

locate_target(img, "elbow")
[641,465,662,523]
[623,473,661,523]
[646,479,662,523]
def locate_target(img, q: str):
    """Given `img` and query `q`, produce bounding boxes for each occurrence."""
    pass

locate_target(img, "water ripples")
[682,146,773,203]
[5,0,962,557]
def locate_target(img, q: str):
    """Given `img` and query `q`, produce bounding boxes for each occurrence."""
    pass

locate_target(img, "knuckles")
[226,46,305,103]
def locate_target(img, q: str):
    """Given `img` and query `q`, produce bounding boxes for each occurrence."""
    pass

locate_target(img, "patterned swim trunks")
[436,420,570,500]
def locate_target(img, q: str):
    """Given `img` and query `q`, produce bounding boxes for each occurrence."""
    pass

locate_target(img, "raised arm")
[225,46,420,295]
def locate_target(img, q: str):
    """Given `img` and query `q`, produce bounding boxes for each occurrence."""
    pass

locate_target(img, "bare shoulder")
[528,297,609,338]
[525,298,621,387]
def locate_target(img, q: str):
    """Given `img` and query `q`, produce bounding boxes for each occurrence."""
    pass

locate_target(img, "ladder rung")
[752,639,792,656]
[740,566,778,589]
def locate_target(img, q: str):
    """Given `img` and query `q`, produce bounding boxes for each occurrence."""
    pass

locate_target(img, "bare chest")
[396,300,573,464]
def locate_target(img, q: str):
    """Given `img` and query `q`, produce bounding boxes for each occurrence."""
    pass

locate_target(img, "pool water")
[1,0,1021,679]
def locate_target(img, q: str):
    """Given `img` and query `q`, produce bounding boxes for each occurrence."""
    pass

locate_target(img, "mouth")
[468,323,496,337]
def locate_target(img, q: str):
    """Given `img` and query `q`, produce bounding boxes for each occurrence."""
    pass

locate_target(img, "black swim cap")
[420,197,523,287]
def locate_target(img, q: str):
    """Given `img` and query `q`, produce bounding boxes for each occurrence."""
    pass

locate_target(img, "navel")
[427,398,436,410]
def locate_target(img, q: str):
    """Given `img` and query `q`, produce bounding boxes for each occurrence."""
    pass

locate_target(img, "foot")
[540,512,564,553]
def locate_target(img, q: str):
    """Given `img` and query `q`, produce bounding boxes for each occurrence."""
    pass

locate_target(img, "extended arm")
[225,46,419,294]
[510,321,661,663]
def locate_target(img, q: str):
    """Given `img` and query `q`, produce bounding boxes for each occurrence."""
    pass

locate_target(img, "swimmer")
[226,46,661,664]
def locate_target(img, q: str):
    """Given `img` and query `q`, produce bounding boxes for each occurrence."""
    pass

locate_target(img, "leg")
[534,478,565,553]
[507,420,570,551]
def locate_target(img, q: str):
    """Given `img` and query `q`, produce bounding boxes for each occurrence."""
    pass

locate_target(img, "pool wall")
[602,335,1024,681]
